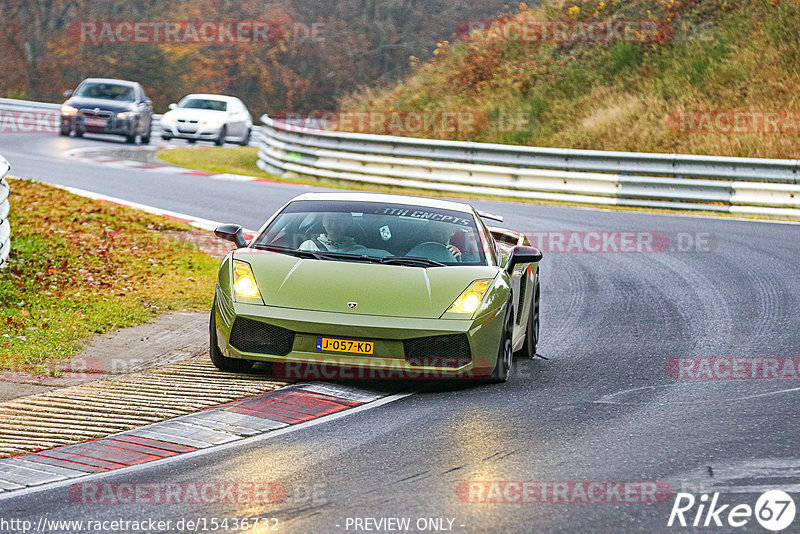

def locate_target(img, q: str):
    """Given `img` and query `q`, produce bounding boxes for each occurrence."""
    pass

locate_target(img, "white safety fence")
[255,115,800,218]
[0,155,11,268]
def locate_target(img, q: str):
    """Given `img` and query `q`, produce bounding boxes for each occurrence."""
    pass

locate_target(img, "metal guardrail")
[0,155,11,269]
[256,115,800,218]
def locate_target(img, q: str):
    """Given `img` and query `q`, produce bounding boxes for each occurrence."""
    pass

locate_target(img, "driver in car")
[299,213,365,253]
[425,221,462,261]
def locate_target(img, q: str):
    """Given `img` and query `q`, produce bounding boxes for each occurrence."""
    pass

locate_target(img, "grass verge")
[0,179,220,374]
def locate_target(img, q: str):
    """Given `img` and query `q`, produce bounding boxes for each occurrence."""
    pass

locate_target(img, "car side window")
[477,216,498,266]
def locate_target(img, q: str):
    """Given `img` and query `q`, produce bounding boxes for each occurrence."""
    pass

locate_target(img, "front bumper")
[214,291,504,380]
[61,114,137,135]
[161,121,222,140]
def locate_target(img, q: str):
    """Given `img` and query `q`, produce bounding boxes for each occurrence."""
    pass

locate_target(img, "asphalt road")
[1,132,799,533]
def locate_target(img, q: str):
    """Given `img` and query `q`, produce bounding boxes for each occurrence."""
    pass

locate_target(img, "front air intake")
[403,334,471,368]
[229,317,295,356]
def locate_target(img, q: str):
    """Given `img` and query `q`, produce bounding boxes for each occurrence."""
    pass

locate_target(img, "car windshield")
[179,98,227,112]
[253,200,487,266]
[74,82,135,102]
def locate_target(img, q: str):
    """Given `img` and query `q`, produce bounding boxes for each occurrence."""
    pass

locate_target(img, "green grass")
[0,179,220,374]
[158,146,265,177]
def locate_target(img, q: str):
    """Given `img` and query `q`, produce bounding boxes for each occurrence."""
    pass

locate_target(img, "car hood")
[65,97,136,113]
[234,249,499,319]
[163,109,227,121]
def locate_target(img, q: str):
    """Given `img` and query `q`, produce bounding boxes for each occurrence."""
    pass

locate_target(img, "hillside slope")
[341,0,800,159]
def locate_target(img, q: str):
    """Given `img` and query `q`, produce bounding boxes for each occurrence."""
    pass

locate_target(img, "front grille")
[229,318,295,356]
[404,334,471,368]
[79,109,113,119]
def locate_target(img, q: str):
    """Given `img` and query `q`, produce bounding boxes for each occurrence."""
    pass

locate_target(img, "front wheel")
[210,302,254,372]
[486,300,514,383]
[214,126,227,146]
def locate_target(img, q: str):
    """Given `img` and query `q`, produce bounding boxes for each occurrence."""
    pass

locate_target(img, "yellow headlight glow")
[233,260,262,300]
[447,279,493,314]
[61,105,78,116]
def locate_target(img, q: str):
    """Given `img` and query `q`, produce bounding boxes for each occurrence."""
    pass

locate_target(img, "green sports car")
[210,193,542,382]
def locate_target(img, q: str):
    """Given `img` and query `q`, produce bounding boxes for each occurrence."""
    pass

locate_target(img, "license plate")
[316,337,374,354]
[84,117,106,127]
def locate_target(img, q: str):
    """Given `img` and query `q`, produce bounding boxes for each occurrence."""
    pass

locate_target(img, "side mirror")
[63,89,74,98]
[505,245,543,274]
[143,98,152,105]
[168,103,177,110]
[214,224,247,248]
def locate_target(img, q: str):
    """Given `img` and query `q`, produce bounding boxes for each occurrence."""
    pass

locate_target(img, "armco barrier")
[256,115,800,218]
[0,155,11,268]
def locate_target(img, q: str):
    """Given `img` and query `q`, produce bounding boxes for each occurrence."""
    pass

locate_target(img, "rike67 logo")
[668,490,796,531]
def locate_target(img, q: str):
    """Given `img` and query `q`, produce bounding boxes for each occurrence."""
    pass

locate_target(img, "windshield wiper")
[254,246,385,264]
[254,246,445,267]
[254,244,324,259]
[312,251,385,264]
[379,256,446,268]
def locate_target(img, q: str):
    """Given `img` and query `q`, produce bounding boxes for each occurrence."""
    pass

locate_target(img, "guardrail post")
[0,155,10,269]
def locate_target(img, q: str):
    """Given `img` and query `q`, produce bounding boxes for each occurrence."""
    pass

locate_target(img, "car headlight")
[160,115,174,124]
[233,260,264,304]
[447,279,493,314]
[116,111,138,120]
[61,105,78,116]
[203,119,221,127]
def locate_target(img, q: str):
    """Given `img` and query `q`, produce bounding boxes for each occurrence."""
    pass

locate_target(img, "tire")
[210,302,254,372]
[59,129,70,136]
[161,135,172,141]
[74,131,84,138]
[239,128,251,146]
[516,276,540,359]
[486,299,514,383]
[140,120,151,144]
[215,126,227,146]
[187,139,196,144]
[125,133,137,144]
